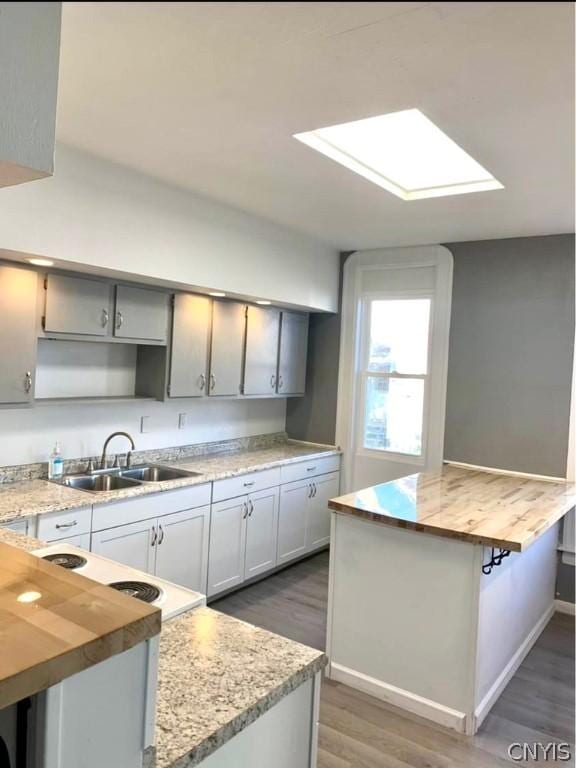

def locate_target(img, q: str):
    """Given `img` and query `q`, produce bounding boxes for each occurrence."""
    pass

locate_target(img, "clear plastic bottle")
[48,441,64,480]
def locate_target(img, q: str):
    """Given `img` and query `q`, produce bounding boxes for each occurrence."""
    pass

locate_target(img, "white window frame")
[336,246,453,493]
[356,290,433,465]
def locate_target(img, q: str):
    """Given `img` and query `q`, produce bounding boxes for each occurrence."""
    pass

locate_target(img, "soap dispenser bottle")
[48,441,64,480]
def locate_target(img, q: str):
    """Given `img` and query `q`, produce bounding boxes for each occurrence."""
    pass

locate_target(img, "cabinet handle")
[278,375,284,390]
[209,374,216,392]
[198,374,206,391]
[307,484,313,499]
[55,520,77,529]
[23,371,32,394]
[270,374,276,389]
[249,500,254,516]
[242,502,249,519]
[243,481,255,487]
[306,466,317,472]
[101,309,109,327]
[158,525,164,545]
[151,525,157,546]
[115,311,124,329]
[312,482,317,498]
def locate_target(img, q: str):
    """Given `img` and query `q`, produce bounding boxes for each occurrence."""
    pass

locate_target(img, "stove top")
[32,543,205,620]
[109,580,162,604]
[42,552,88,570]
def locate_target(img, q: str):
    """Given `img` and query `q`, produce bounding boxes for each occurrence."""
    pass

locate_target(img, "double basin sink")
[55,464,202,493]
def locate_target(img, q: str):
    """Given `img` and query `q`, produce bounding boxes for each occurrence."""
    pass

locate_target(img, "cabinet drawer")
[212,468,281,503]
[280,455,341,484]
[92,483,211,532]
[37,506,92,541]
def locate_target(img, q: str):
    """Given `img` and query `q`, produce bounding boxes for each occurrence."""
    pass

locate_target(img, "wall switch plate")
[178,413,187,429]
[140,416,150,434]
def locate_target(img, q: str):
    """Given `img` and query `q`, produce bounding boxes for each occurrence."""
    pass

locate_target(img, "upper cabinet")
[277,312,309,395]
[168,294,211,397]
[114,285,169,342]
[42,275,169,344]
[244,306,280,396]
[0,4,61,187]
[0,265,37,404]
[209,301,246,396]
[44,275,112,336]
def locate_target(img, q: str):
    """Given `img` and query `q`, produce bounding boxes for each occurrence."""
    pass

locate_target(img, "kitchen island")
[327,465,575,735]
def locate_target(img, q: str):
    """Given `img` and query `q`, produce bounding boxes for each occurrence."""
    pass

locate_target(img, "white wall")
[0,144,339,311]
[0,397,286,467]
[0,2,61,183]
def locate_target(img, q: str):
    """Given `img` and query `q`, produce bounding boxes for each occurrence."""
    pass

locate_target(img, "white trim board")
[328,662,468,734]
[473,604,554,733]
[555,599,576,616]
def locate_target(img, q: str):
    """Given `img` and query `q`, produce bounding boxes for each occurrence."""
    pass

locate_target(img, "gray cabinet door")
[278,312,309,395]
[244,306,280,396]
[0,265,38,404]
[44,274,111,336]
[169,294,211,397]
[208,300,246,396]
[114,285,169,342]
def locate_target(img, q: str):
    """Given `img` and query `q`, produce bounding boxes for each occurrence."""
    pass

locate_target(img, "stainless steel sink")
[62,474,142,492]
[119,465,202,482]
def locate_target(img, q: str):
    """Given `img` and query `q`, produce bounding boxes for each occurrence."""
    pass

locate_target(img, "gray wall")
[444,235,574,477]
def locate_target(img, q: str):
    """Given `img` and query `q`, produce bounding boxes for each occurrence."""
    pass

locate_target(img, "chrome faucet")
[100,431,136,470]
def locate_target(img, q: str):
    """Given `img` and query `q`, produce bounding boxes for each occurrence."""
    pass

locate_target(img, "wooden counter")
[0,542,160,708]
[329,464,576,551]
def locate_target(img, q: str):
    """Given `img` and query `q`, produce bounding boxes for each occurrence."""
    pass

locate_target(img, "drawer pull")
[243,481,255,487]
[55,520,78,529]
[306,466,317,472]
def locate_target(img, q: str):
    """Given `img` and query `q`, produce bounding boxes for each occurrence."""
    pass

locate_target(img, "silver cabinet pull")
[307,484,313,498]
[248,500,254,516]
[23,371,32,394]
[115,311,124,329]
[158,525,164,545]
[306,466,317,472]
[101,309,109,327]
[242,502,249,519]
[243,481,255,487]
[198,374,206,391]
[270,374,276,389]
[312,483,317,498]
[278,375,284,390]
[55,520,77,529]
[209,373,216,392]
[151,525,157,546]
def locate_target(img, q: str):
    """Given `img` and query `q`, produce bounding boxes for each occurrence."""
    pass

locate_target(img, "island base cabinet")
[197,673,321,768]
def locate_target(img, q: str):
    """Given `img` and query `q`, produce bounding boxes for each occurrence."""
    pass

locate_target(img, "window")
[361,298,431,457]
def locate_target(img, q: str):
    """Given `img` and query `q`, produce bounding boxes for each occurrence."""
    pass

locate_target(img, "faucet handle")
[126,451,133,468]
[86,459,96,474]
[113,454,120,468]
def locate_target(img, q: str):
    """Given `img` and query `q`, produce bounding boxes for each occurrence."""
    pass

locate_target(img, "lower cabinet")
[207,487,279,598]
[92,505,210,593]
[278,472,339,566]
[57,532,91,550]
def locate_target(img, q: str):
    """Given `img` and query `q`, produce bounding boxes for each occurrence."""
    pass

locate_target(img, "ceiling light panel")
[294,109,503,201]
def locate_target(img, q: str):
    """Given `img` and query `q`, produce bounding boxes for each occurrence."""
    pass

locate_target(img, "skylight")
[293,109,503,201]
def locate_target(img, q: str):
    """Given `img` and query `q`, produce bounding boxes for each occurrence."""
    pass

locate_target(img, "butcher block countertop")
[0,542,160,708]
[329,465,576,551]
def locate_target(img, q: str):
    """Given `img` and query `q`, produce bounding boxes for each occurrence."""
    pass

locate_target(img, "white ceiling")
[57,2,574,250]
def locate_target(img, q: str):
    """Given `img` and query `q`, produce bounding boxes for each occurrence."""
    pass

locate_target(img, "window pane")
[363,376,424,455]
[368,299,430,374]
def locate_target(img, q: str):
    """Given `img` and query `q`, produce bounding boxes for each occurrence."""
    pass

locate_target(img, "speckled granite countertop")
[0,441,340,526]
[152,607,326,768]
[0,527,45,552]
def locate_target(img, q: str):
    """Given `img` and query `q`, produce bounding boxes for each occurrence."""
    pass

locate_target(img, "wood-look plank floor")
[213,552,575,767]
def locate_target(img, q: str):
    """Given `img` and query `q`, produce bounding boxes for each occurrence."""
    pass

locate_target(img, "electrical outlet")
[140,416,150,434]
[178,413,187,429]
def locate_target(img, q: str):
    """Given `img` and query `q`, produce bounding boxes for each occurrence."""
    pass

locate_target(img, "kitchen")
[0,2,574,767]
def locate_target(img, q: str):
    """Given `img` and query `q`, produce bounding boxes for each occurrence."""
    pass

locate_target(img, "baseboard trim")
[474,604,554,731]
[555,599,576,615]
[328,662,467,733]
